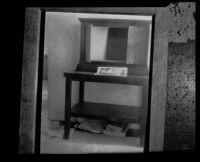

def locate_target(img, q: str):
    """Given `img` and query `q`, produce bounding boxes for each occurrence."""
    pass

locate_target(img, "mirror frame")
[77,16,153,76]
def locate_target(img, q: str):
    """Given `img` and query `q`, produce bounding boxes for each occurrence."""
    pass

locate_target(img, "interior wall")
[46,12,81,120]
[46,12,143,120]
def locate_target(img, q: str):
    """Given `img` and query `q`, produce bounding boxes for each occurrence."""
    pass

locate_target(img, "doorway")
[40,11,152,153]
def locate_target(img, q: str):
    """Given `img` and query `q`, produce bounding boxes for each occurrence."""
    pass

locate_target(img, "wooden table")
[63,71,149,146]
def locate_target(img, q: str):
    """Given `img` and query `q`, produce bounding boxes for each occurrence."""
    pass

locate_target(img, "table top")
[64,71,149,85]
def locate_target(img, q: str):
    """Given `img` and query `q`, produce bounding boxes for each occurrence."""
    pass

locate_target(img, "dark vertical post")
[144,15,155,152]
[79,81,85,103]
[64,76,72,139]
[80,24,86,61]
[35,9,46,154]
[140,80,149,148]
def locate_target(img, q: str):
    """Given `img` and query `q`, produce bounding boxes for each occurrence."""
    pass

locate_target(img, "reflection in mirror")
[41,12,153,154]
[87,23,152,66]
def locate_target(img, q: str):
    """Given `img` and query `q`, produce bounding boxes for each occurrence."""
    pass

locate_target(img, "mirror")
[81,18,152,66]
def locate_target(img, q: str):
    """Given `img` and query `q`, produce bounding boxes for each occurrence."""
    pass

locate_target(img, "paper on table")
[95,67,128,77]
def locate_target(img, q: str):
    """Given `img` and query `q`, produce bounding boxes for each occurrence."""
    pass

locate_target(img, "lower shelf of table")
[70,102,142,123]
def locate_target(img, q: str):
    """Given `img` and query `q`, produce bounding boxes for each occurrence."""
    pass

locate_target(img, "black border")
[35,9,46,154]
[4,2,198,160]
[4,7,25,155]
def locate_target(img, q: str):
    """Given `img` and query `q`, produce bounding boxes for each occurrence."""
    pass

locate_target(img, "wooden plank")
[89,22,150,28]
[71,102,142,123]
[76,62,149,75]
[149,8,168,151]
[40,7,156,15]
[64,71,148,85]
[78,18,151,26]
[18,8,41,154]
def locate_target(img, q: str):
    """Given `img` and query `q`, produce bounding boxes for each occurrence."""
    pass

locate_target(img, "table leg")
[79,81,84,103]
[140,82,149,147]
[64,77,72,139]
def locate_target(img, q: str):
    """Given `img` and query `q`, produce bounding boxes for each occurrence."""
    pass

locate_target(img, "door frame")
[18,7,168,153]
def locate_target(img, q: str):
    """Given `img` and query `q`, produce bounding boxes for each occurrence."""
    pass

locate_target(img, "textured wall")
[164,2,195,150]
[168,2,195,42]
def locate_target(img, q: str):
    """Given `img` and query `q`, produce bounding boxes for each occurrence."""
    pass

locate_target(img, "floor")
[40,80,144,154]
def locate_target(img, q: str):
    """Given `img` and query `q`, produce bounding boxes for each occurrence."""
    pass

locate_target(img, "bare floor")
[40,80,144,154]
